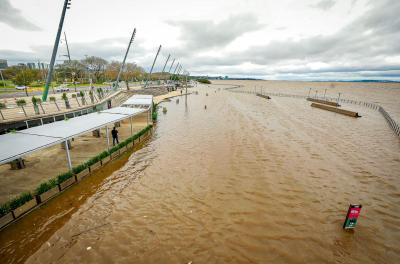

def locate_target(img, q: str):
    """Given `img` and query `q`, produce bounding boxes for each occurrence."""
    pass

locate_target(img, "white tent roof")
[122,95,153,106]
[0,106,147,164]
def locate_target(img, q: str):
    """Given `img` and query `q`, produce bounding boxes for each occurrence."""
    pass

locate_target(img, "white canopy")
[121,95,153,108]
[0,106,147,165]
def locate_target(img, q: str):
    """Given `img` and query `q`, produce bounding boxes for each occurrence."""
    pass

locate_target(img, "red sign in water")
[343,204,362,229]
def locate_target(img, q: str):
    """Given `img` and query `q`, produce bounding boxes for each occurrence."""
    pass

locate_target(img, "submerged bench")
[311,103,361,118]
[307,98,340,107]
[256,93,271,99]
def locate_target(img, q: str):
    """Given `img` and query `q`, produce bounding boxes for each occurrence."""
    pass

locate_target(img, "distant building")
[27,63,36,69]
[0,59,7,69]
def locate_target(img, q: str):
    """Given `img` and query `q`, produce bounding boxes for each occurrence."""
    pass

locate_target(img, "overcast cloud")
[0,0,399,80]
[0,0,41,31]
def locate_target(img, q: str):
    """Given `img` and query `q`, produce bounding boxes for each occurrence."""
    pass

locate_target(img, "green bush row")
[197,78,211,84]
[0,124,153,217]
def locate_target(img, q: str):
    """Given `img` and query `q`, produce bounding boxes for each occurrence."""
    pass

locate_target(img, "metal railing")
[0,88,114,121]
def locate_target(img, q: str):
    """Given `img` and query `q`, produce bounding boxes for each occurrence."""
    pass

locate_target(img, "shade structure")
[121,95,153,108]
[0,106,148,165]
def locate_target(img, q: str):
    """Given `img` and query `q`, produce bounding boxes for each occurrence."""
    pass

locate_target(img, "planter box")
[13,199,37,218]
[90,161,101,172]
[76,168,89,181]
[110,150,121,160]
[39,186,60,203]
[59,177,76,190]
[0,212,14,229]
[101,156,110,166]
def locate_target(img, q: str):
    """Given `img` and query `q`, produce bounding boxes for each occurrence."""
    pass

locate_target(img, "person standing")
[111,127,119,146]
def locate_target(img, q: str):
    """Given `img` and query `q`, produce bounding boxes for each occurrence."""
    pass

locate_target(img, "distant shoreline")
[205,78,400,83]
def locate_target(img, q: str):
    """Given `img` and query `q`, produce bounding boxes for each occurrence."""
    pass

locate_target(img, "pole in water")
[324,89,327,99]
[337,92,341,103]
[343,204,362,230]
[308,88,311,97]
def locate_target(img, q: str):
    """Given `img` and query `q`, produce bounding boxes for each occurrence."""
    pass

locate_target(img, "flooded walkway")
[1,84,400,263]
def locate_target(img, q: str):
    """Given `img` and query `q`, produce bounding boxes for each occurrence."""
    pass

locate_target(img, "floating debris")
[176,99,179,104]
[206,93,208,96]
[204,105,207,110]
[86,246,92,251]
[162,107,167,114]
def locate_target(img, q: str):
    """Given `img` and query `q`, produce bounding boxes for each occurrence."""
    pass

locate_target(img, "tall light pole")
[167,58,175,83]
[144,45,162,88]
[63,31,77,92]
[171,62,179,81]
[42,0,71,101]
[116,28,136,90]
[161,54,170,81]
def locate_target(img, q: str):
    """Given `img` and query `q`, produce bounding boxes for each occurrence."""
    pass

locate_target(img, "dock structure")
[307,98,340,107]
[256,93,271,99]
[311,103,361,118]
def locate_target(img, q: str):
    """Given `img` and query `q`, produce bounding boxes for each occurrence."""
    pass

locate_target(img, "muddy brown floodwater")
[1,82,400,263]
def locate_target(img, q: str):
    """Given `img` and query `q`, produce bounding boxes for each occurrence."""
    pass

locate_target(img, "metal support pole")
[65,140,72,170]
[64,32,71,62]
[145,45,162,87]
[161,54,170,76]
[106,126,110,150]
[42,0,70,101]
[167,58,175,83]
[116,28,136,89]
[130,117,133,136]
[170,62,179,81]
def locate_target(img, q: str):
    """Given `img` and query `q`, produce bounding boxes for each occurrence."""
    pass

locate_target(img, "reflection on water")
[1,83,400,263]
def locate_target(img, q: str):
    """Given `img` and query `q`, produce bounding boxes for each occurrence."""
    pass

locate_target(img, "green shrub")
[57,171,73,184]
[16,99,26,106]
[0,102,5,109]
[62,93,68,101]
[49,96,56,102]
[72,163,87,174]
[35,178,58,195]
[8,192,33,211]
[197,78,211,84]
[0,203,10,217]
[31,96,41,105]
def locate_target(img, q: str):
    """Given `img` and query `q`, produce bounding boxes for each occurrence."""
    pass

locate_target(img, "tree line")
[1,56,150,87]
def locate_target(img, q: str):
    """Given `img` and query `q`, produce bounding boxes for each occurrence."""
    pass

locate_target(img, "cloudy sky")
[0,0,399,80]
